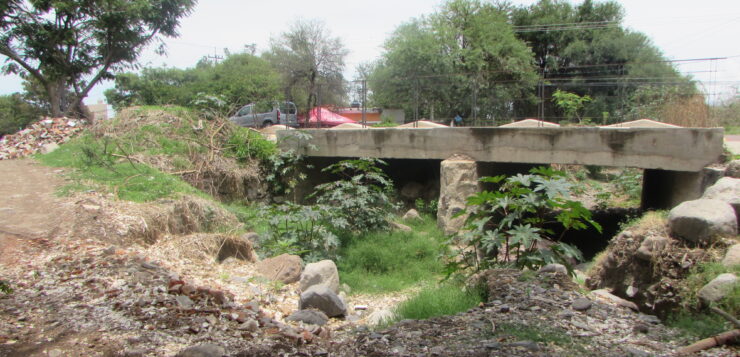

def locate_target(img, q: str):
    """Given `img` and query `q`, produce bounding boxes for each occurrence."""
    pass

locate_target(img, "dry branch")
[676,329,740,355]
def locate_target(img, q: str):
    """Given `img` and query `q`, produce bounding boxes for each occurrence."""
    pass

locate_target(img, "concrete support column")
[641,169,704,210]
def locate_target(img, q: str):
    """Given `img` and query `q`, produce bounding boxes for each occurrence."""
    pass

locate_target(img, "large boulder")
[725,160,740,178]
[697,273,738,304]
[668,199,737,243]
[299,260,340,293]
[702,177,740,222]
[437,157,479,235]
[255,254,303,284]
[722,244,740,267]
[402,208,422,221]
[299,285,347,317]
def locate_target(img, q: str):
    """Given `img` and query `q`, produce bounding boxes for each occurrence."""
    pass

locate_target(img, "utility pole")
[206,47,223,64]
[361,79,367,127]
[414,78,419,128]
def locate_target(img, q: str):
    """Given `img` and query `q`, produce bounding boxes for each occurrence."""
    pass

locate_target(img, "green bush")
[446,166,601,278]
[311,158,398,232]
[0,93,43,136]
[225,126,277,162]
[258,202,343,261]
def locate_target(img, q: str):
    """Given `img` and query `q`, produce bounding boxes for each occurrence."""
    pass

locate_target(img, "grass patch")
[223,201,269,234]
[37,134,203,202]
[394,282,484,321]
[338,215,447,294]
[497,323,589,354]
[682,262,740,316]
[666,311,730,340]
[724,126,740,135]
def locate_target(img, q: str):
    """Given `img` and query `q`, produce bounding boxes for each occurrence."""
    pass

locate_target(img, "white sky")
[1,0,739,105]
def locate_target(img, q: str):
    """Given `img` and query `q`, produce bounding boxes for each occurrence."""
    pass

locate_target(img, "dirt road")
[0,159,64,265]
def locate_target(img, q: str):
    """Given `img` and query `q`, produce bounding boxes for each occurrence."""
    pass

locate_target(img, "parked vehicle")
[229,101,299,128]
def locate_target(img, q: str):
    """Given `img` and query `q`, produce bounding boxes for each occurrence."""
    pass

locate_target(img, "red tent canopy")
[301,107,357,127]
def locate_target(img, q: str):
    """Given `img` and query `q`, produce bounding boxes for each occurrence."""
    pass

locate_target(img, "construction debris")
[0,117,86,160]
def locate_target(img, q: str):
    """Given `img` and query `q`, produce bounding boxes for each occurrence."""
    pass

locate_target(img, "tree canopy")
[0,0,197,117]
[264,19,349,114]
[105,53,282,113]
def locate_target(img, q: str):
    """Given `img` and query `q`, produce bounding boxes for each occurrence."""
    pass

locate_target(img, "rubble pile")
[0,117,86,160]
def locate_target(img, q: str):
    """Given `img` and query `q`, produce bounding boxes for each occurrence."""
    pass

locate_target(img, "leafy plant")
[414,198,439,216]
[225,127,277,162]
[613,169,642,203]
[446,166,601,278]
[552,90,592,123]
[264,131,315,198]
[311,158,399,232]
[0,280,12,294]
[259,202,344,262]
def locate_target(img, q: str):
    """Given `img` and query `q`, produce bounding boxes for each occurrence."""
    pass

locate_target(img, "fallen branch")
[710,307,740,329]
[676,329,740,355]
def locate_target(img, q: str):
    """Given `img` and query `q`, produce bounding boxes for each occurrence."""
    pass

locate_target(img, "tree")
[105,53,281,112]
[552,89,591,123]
[509,0,694,122]
[0,93,43,136]
[0,0,197,118]
[264,19,348,113]
[368,0,537,122]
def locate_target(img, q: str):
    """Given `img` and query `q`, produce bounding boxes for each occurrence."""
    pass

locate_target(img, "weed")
[666,311,730,340]
[394,283,484,321]
[225,126,277,162]
[0,280,12,294]
[338,215,447,294]
[414,198,439,216]
[259,202,342,261]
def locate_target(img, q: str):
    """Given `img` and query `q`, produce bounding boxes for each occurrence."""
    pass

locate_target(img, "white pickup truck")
[229,101,299,128]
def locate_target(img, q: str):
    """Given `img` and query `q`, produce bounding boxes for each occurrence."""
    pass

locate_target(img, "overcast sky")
[1,0,739,105]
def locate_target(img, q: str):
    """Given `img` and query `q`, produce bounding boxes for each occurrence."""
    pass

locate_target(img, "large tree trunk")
[46,82,63,118]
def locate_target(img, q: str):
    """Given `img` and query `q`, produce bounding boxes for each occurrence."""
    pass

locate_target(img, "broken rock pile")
[0,117,86,160]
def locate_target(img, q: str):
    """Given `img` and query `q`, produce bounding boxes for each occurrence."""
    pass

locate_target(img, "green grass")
[37,135,203,202]
[666,312,730,340]
[496,323,590,354]
[394,282,484,321]
[337,215,447,294]
[223,201,269,234]
[724,126,740,135]
[682,262,740,315]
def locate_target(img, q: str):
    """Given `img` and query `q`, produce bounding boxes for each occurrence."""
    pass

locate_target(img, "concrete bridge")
[278,126,725,210]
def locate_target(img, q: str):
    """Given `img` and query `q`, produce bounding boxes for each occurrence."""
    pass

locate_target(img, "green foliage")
[613,169,642,204]
[0,0,197,117]
[446,166,601,278]
[311,158,399,232]
[666,312,730,341]
[258,202,342,262]
[0,280,12,294]
[682,262,740,318]
[225,127,277,162]
[338,215,448,293]
[372,115,399,127]
[394,283,484,321]
[37,134,202,202]
[368,0,537,122]
[0,93,43,136]
[414,198,439,216]
[552,90,592,123]
[105,53,282,112]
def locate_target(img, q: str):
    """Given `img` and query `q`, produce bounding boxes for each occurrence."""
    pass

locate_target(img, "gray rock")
[175,295,193,309]
[237,319,259,332]
[635,236,671,261]
[175,344,225,357]
[668,199,737,243]
[508,341,540,351]
[286,309,329,326]
[402,208,422,221]
[722,244,740,267]
[698,273,738,304]
[300,260,340,293]
[40,142,60,154]
[726,160,740,178]
[538,263,568,274]
[571,298,592,311]
[624,346,650,357]
[590,289,639,311]
[255,253,303,284]
[299,285,347,317]
[702,177,740,222]
[437,158,479,235]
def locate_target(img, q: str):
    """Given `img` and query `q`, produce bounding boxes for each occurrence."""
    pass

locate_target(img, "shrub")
[446,166,601,278]
[311,158,398,232]
[225,126,277,162]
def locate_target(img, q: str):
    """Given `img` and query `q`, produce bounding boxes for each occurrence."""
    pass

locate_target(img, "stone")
[590,289,639,311]
[626,285,639,298]
[300,260,340,293]
[237,319,259,332]
[40,142,60,154]
[698,273,738,304]
[402,208,422,221]
[175,295,193,309]
[635,236,671,261]
[538,263,567,275]
[722,244,740,267]
[437,158,479,235]
[668,199,737,243]
[299,285,347,317]
[286,309,329,326]
[391,222,412,232]
[702,177,740,222]
[255,254,303,284]
[508,341,540,351]
[624,346,651,357]
[571,298,592,311]
[175,344,225,357]
[726,160,740,178]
